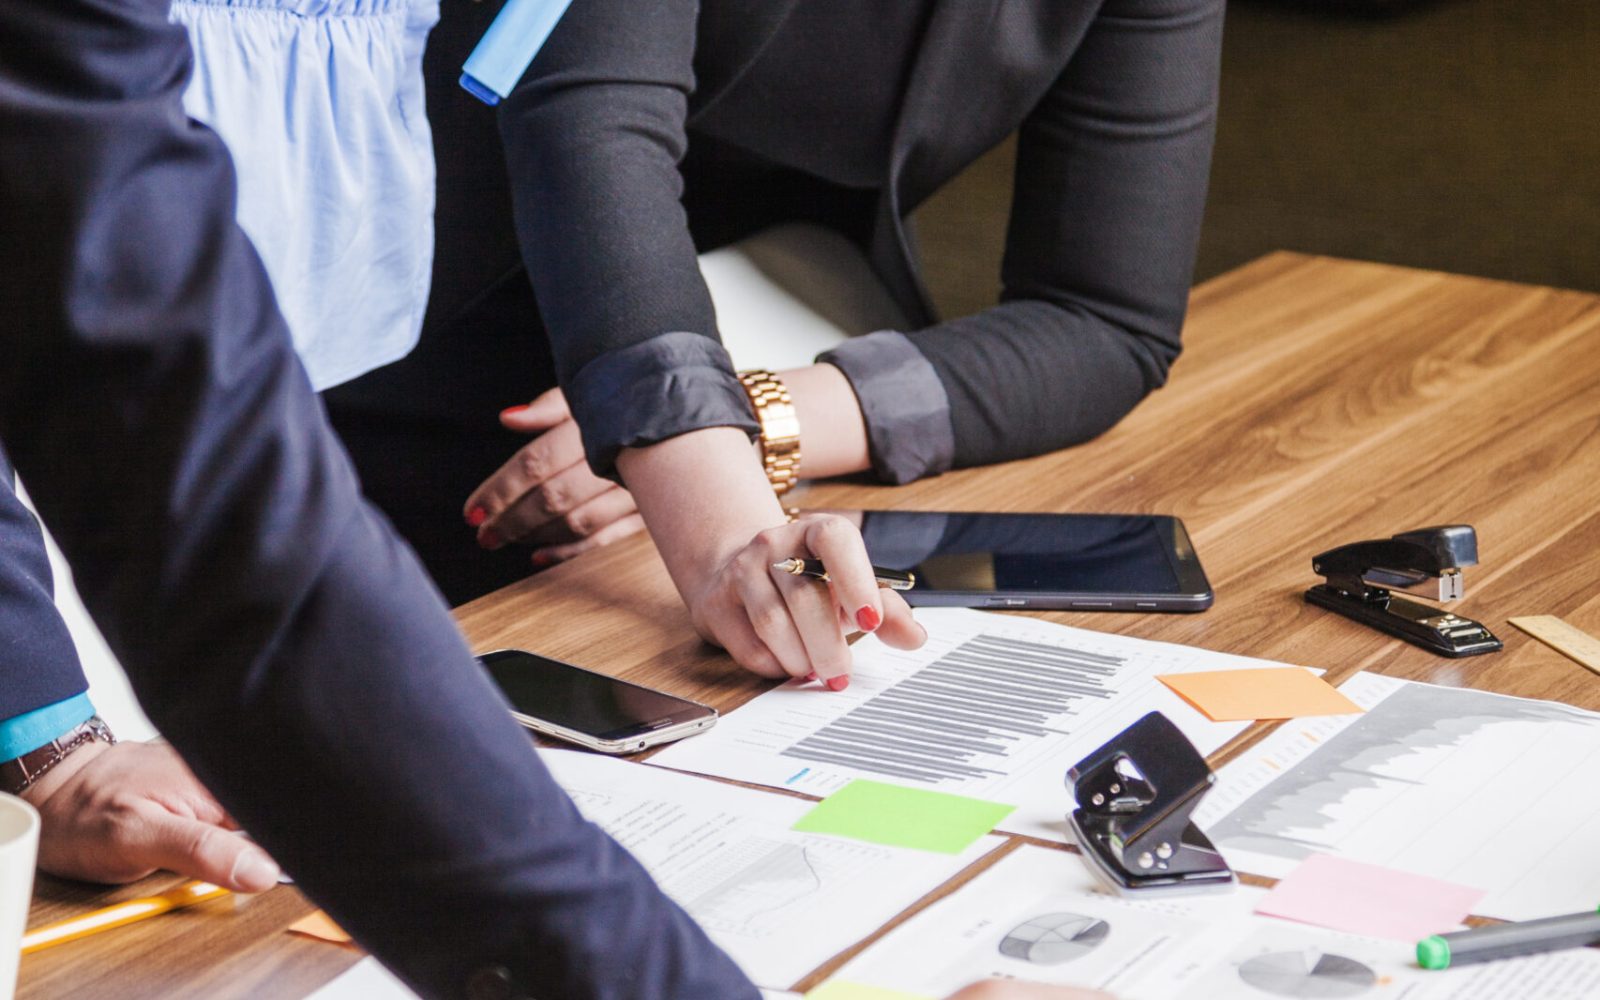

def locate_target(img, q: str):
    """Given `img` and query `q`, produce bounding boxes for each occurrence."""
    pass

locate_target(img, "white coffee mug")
[0,793,40,1000]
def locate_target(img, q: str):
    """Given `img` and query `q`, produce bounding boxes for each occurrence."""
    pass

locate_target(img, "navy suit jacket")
[0,452,86,721]
[0,1,756,997]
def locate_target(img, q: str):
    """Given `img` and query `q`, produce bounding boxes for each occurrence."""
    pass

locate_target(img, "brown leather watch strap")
[0,716,116,796]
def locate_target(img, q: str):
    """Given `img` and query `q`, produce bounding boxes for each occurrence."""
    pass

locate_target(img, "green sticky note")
[792,779,1014,854]
[805,981,931,1000]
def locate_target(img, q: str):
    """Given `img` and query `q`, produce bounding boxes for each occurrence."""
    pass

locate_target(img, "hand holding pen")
[707,510,923,692]
[772,558,916,592]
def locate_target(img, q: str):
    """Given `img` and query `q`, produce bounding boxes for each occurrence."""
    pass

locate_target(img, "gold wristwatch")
[736,369,802,496]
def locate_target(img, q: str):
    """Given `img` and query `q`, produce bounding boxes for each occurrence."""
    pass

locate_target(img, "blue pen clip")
[460,0,576,106]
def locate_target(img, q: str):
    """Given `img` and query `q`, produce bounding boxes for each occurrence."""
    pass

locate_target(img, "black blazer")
[0,1,755,996]
[494,0,1224,479]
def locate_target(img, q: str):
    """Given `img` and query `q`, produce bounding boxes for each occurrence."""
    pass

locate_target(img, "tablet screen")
[856,511,1190,595]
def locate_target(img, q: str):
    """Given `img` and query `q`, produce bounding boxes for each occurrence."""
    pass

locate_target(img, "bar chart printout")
[650,609,1290,841]
[1194,671,1600,921]
[783,630,1119,784]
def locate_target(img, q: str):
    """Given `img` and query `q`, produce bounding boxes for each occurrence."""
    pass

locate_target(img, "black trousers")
[323,266,560,607]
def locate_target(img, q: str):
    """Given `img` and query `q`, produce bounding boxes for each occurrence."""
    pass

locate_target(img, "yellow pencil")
[21,880,230,954]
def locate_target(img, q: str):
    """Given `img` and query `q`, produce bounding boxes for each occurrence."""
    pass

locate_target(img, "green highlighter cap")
[1416,935,1451,970]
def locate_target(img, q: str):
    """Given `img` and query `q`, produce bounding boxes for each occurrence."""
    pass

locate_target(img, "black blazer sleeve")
[0,453,86,721]
[497,0,758,477]
[0,2,756,997]
[907,0,1225,468]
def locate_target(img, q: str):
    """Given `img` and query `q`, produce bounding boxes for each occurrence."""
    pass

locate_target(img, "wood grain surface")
[20,253,1600,998]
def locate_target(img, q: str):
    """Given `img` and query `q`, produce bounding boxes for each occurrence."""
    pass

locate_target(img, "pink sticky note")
[1255,854,1485,941]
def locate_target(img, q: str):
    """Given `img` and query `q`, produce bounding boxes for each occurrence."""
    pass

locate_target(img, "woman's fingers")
[734,548,813,679]
[463,418,588,535]
[530,511,646,566]
[485,459,618,547]
[874,588,925,650]
[773,565,853,688]
[694,513,927,684]
[497,385,570,431]
[800,513,885,635]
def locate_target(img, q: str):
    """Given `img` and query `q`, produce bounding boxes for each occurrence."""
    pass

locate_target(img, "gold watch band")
[737,369,802,496]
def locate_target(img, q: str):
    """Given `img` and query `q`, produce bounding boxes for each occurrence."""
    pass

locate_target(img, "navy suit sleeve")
[0,450,87,722]
[0,1,757,997]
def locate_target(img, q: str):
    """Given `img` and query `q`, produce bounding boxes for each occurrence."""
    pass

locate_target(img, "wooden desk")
[20,253,1600,998]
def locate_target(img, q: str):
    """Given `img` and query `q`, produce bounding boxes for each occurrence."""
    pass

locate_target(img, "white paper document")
[539,748,1001,988]
[1195,672,1600,921]
[651,608,1293,840]
[829,845,1600,1000]
[304,958,417,1000]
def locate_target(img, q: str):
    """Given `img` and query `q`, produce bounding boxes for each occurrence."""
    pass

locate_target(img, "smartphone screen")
[850,510,1213,611]
[478,650,714,743]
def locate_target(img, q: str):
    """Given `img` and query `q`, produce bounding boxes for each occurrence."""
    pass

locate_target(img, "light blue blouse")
[171,0,440,391]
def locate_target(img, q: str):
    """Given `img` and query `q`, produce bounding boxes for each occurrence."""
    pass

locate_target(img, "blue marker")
[459,0,575,106]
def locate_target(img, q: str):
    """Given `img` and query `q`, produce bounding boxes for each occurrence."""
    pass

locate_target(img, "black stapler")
[1066,712,1234,895]
[1305,524,1502,657]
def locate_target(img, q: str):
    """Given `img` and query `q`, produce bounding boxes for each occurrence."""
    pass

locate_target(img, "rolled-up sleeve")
[566,332,757,476]
[885,0,1223,471]
[499,0,736,479]
[818,331,954,484]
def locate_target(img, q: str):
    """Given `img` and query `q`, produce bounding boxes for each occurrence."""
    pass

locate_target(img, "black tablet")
[847,510,1213,612]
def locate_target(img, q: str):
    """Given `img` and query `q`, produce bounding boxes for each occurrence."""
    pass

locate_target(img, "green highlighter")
[1417,905,1600,969]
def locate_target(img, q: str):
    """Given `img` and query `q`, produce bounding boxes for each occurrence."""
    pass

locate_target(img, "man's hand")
[462,387,644,565]
[944,982,1115,1000]
[22,739,280,891]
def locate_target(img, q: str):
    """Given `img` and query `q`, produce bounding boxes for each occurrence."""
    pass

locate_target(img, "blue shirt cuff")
[0,691,95,761]
[565,332,760,481]
[818,331,955,484]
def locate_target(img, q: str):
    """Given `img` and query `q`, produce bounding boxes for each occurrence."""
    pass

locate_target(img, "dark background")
[915,0,1600,318]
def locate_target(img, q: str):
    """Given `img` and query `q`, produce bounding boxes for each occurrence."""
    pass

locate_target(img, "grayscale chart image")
[1237,950,1376,998]
[997,912,1110,965]
[1206,682,1599,866]
[780,633,1124,785]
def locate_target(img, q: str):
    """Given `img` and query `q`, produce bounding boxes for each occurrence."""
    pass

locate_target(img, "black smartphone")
[847,510,1213,612]
[476,649,718,754]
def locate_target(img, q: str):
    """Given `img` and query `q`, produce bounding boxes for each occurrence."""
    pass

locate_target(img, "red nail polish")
[826,675,850,692]
[478,528,502,550]
[856,606,881,632]
[531,551,553,568]
[804,673,818,683]
[500,404,530,418]
[466,506,488,528]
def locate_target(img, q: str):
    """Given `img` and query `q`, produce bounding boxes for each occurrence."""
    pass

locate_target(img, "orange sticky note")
[288,910,357,948]
[1157,667,1363,722]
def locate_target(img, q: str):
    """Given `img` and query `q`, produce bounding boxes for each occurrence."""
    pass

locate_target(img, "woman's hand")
[615,426,925,685]
[461,387,644,565]
[685,512,924,686]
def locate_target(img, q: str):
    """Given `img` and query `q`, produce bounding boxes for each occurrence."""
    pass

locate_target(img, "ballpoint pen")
[20,880,230,954]
[771,558,916,591]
